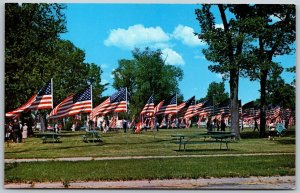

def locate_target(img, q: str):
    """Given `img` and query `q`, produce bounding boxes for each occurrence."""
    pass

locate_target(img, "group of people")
[5,119,28,144]
[159,117,192,129]
[206,117,227,132]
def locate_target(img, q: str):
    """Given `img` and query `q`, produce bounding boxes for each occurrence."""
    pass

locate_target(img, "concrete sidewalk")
[4,176,295,189]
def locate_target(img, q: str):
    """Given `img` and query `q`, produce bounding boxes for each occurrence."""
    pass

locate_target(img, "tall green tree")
[195,5,251,138]
[112,47,183,116]
[233,5,296,137]
[206,81,229,105]
[5,3,66,111]
[5,3,106,113]
[266,70,295,110]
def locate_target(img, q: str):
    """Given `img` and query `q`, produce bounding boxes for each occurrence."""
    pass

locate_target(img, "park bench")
[38,133,61,143]
[82,130,102,142]
[171,133,236,151]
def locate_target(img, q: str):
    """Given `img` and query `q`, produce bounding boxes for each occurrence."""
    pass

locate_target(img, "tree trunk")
[259,69,268,137]
[230,69,240,138]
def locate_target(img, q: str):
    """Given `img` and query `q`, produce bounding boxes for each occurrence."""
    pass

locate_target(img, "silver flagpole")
[90,85,93,130]
[51,78,53,109]
[126,87,128,113]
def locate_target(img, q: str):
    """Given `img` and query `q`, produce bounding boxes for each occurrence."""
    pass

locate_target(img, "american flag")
[109,115,117,128]
[129,115,136,128]
[6,80,53,118]
[272,106,281,119]
[214,99,230,116]
[140,95,154,115]
[154,100,164,115]
[197,100,214,116]
[89,98,110,120]
[49,86,92,119]
[155,94,177,115]
[280,108,291,120]
[242,108,255,120]
[193,102,204,112]
[177,96,196,119]
[90,88,127,119]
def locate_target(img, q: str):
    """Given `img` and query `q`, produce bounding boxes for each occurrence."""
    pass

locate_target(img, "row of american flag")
[5,80,127,120]
[6,80,294,123]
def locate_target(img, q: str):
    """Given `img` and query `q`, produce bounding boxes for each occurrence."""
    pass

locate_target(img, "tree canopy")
[112,47,183,116]
[205,81,229,105]
[195,5,250,137]
[5,3,106,112]
[228,4,296,136]
[195,4,295,137]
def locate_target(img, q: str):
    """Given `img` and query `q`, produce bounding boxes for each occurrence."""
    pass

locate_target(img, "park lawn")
[4,127,295,159]
[5,154,295,183]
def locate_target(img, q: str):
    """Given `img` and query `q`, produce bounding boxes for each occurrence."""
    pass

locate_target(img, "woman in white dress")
[22,123,28,142]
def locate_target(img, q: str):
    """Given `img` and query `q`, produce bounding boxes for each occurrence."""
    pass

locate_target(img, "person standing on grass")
[206,117,212,132]
[54,122,59,133]
[22,122,28,142]
[217,119,220,131]
[197,116,201,128]
[253,118,259,132]
[122,118,127,133]
[12,119,20,143]
[221,118,226,132]
[5,123,12,146]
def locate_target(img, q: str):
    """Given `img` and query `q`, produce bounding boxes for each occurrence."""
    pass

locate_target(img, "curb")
[4,176,295,189]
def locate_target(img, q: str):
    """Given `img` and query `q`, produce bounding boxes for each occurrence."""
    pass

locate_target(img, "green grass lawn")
[5,155,295,183]
[4,126,295,183]
[4,126,295,159]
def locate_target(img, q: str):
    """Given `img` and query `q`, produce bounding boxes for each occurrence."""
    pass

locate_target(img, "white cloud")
[104,24,170,49]
[215,23,224,29]
[110,69,115,78]
[194,55,206,60]
[101,79,109,85]
[100,64,109,69]
[172,25,205,46]
[216,73,225,79]
[161,48,185,66]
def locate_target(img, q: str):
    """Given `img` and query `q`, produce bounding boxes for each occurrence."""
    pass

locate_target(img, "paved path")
[4,176,295,189]
[4,152,295,163]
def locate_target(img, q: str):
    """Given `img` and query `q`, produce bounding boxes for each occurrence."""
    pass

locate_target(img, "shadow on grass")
[84,140,103,143]
[175,148,238,152]
[5,143,105,155]
[42,141,63,144]
[104,139,173,145]
[240,131,260,139]
[275,139,296,145]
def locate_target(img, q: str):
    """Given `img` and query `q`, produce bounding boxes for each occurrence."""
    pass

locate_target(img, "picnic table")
[80,126,88,131]
[36,132,61,143]
[81,130,102,142]
[171,132,236,151]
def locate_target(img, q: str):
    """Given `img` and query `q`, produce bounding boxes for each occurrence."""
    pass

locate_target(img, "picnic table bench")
[81,130,102,142]
[35,132,61,143]
[171,132,236,151]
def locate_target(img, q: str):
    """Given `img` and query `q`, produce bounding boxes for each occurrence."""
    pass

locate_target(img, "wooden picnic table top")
[171,132,235,140]
[86,130,100,134]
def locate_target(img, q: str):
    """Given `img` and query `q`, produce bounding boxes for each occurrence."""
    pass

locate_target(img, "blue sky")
[60,3,295,105]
